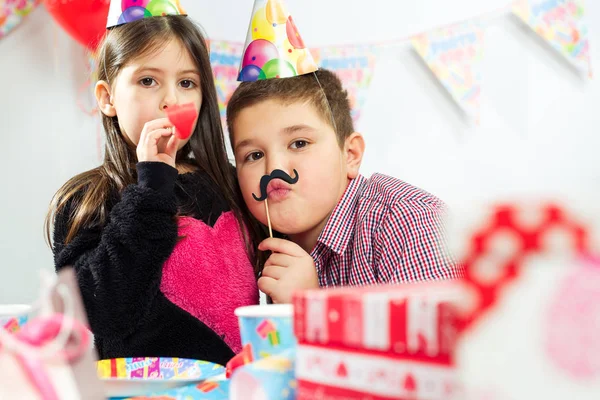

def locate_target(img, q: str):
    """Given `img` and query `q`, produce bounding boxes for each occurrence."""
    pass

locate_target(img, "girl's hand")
[136,118,181,168]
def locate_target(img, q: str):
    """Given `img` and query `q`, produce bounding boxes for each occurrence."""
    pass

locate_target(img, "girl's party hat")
[106,0,186,29]
[237,0,318,82]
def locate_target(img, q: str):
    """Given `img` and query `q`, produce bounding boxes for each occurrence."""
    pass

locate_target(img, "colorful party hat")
[106,0,186,29]
[237,0,318,82]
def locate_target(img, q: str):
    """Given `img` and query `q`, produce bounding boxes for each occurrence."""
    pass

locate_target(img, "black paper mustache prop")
[252,169,299,201]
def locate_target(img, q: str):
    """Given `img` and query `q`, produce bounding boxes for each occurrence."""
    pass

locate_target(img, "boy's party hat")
[106,0,186,29]
[237,0,318,82]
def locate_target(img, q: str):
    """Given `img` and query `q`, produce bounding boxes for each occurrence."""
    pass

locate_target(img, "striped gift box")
[292,282,464,399]
[296,344,459,400]
[293,282,462,363]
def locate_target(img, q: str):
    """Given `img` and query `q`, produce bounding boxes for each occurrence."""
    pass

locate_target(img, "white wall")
[2,0,600,303]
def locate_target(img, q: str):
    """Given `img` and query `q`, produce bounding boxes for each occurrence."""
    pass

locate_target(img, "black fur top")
[52,162,238,366]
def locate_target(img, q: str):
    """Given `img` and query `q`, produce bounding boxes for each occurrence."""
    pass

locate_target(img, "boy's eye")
[290,140,308,149]
[140,77,156,87]
[180,80,196,89]
[245,151,264,162]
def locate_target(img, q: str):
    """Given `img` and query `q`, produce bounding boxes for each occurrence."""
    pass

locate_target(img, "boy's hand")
[258,238,319,304]
[137,118,180,168]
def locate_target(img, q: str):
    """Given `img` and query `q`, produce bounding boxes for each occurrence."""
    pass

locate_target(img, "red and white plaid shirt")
[311,174,463,287]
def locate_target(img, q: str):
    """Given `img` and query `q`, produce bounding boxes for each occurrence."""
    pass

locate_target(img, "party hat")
[106,0,186,29]
[238,0,318,82]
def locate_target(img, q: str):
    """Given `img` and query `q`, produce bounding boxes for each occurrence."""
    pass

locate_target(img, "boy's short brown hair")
[226,68,354,149]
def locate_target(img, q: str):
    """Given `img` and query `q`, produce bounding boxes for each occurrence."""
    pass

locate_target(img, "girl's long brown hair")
[45,16,266,275]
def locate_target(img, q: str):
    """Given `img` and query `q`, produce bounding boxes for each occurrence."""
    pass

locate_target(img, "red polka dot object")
[459,203,590,329]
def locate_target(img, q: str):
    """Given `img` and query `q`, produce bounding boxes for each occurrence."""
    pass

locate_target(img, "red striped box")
[293,282,462,365]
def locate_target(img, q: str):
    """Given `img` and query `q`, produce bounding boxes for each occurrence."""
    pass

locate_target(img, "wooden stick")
[260,199,274,305]
[264,198,273,238]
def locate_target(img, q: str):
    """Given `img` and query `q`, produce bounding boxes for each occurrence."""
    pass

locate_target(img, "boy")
[227,69,461,303]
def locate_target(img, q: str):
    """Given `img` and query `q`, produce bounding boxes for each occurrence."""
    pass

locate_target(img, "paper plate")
[97,357,225,398]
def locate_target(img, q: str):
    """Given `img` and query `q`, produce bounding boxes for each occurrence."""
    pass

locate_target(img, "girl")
[45,14,263,366]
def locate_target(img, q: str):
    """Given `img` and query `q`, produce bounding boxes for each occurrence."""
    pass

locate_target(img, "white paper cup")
[235,304,295,361]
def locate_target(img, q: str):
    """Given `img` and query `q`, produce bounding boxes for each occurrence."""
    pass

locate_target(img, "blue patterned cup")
[0,304,31,333]
[235,304,296,361]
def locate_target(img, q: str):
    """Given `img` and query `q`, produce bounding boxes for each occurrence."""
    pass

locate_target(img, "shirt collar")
[314,175,366,256]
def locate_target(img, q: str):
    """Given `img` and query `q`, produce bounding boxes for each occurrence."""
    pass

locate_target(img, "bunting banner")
[512,0,592,78]
[0,0,39,40]
[75,4,594,129]
[209,41,380,129]
[311,45,379,125]
[210,40,244,131]
[411,22,484,123]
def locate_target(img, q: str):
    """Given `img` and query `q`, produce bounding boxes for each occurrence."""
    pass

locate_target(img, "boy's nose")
[265,157,293,177]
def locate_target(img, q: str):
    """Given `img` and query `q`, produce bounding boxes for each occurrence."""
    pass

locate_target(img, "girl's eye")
[180,80,196,89]
[245,151,264,162]
[140,77,156,87]
[290,140,308,149]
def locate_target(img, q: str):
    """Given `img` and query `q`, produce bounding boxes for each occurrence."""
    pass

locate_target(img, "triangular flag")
[210,40,244,131]
[166,103,197,140]
[311,45,379,125]
[512,0,592,78]
[237,0,318,81]
[0,0,39,40]
[411,22,484,124]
